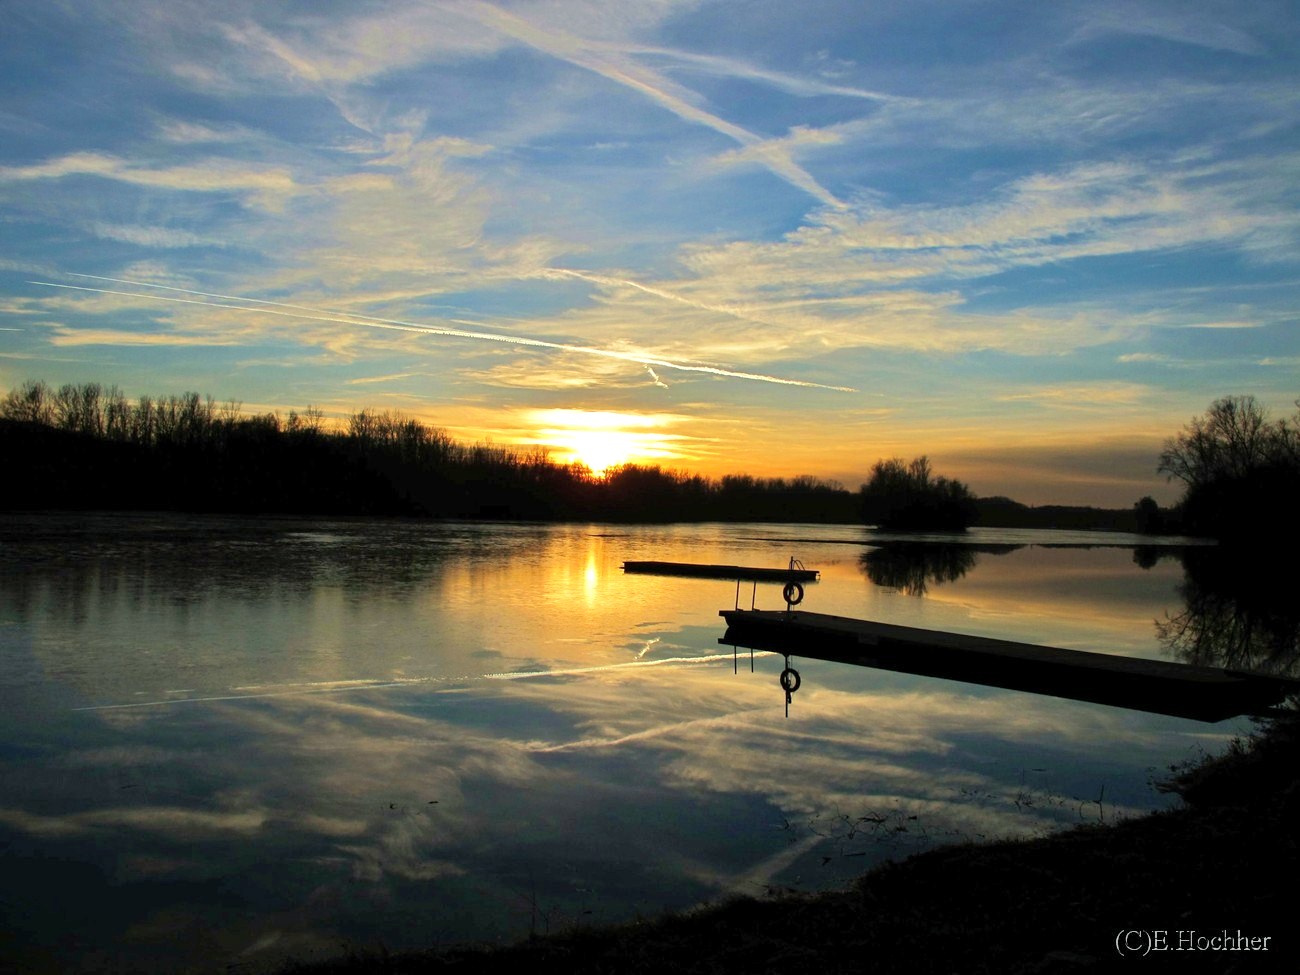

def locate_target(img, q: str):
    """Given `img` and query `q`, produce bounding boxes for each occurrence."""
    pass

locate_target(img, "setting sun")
[556,428,638,475]
[527,409,685,477]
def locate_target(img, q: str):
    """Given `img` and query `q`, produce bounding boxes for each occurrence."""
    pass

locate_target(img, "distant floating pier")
[623,561,819,582]
[719,609,1299,722]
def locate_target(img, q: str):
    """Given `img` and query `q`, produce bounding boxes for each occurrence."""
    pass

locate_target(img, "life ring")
[779,667,801,693]
[782,581,805,605]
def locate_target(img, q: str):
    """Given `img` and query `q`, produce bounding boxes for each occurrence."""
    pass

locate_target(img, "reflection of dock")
[624,561,819,582]
[719,609,1300,722]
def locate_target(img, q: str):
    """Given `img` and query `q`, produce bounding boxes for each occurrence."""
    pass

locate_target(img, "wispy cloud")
[0,152,296,209]
[995,382,1152,409]
[1071,2,1268,57]
[30,277,857,391]
[89,223,223,249]
[458,1,845,207]
[344,371,425,386]
[44,328,242,348]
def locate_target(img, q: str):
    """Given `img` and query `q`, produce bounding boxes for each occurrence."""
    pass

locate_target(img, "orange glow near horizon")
[526,409,687,477]
[556,429,640,476]
[320,401,1178,507]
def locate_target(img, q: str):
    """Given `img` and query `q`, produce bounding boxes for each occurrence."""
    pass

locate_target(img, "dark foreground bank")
[283,713,1298,974]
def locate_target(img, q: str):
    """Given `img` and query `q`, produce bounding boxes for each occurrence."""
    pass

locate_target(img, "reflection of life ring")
[779,667,801,693]
[782,582,805,605]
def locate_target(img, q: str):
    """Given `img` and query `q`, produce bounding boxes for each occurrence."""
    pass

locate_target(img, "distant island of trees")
[9,378,1281,536]
[859,455,976,531]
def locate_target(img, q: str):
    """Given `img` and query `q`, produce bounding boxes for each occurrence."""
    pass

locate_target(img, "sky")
[2,0,1298,506]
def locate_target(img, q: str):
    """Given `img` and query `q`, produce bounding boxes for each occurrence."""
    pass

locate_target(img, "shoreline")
[281,713,1297,973]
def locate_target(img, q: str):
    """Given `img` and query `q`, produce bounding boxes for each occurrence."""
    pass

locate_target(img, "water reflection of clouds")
[0,517,1254,970]
[0,652,1232,970]
[84,673,1109,860]
[491,659,1208,843]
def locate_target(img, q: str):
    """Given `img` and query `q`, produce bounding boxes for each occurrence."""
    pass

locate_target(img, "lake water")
[0,514,1246,972]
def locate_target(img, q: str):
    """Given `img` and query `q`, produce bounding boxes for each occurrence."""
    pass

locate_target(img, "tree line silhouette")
[0,380,858,522]
[19,379,1280,534]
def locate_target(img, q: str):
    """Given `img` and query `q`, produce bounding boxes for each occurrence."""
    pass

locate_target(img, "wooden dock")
[719,609,1299,722]
[623,561,819,582]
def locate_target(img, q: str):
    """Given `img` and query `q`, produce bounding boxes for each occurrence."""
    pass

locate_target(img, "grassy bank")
[283,712,1297,974]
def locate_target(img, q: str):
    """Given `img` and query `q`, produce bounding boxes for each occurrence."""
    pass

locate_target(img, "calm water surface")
[0,514,1240,972]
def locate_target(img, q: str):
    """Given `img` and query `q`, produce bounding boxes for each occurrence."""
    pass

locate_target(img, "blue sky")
[2,0,1298,505]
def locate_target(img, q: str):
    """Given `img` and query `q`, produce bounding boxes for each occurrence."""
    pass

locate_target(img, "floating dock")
[623,561,819,582]
[719,609,1299,722]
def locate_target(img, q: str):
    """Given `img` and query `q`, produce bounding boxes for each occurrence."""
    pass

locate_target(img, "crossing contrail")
[30,276,856,392]
[71,651,773,711]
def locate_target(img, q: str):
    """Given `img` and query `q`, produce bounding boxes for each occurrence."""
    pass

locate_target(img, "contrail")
[30,277,857,392]
[528,705,769,754]
[483,651,764,680]
[459,1,843,208]
[71,678,440,711]
[72,652,773,711]
[540,267,756,322]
